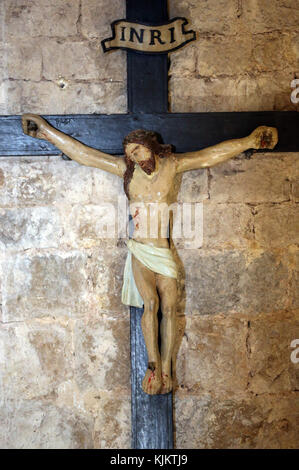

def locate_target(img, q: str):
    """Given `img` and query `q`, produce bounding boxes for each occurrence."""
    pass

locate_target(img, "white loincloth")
[121,239,178,308]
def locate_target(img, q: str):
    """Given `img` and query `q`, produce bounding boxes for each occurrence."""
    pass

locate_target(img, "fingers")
[22,114,36,135]
[270,127,278,149]
[264,127,278,150]
[253,126,278,150]
[21,113,45,138]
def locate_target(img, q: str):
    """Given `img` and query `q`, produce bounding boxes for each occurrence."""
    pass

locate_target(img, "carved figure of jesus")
[22,114,278,395]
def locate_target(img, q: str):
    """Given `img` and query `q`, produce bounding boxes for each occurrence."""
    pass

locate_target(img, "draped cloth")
[121,239,178,308]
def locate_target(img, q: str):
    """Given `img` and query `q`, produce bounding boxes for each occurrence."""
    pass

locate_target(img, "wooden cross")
[1,0,298,450]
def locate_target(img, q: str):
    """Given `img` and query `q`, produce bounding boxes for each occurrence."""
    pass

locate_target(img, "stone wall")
[0,0,298,449]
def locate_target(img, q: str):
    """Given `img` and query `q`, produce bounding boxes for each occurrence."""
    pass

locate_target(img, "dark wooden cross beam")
[1,0,299,450]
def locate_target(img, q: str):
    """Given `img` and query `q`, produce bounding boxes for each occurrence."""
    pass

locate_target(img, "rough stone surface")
[6,39,43,81]
[1,0,127,115]
[209,154,293,203]
[0,400,94,449]
[81,0,125,40]
[93,393,131,449]
[18,80,127,115]
[42,40,125,82]
[73,315,130,392]
[247,311,299,394]
[0,319,73,399]
[174,392,299,449]
[0,0,298,451]
[254,203,299,248]
[202,203,254,248]
[178,250,289,316]
[290,250,299,309]
[170,72,297,113]
[0,206,62,250]
[1,251,90,322]
[169,0,299,112]
[4,0,80,39]
[176,169,209,203]
[175,315,249,394]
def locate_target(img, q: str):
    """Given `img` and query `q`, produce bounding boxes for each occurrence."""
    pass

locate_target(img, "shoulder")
[117,156,127,178]
[166,153,177,167]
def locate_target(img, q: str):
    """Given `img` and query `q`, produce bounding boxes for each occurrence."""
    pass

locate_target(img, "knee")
[144,296,159,314]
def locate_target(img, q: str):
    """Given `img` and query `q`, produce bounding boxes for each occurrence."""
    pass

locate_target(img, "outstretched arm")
[22,114,126,177]
[175,126,278,173]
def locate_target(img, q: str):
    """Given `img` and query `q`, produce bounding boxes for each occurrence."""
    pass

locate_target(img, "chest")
[128,156,177,202]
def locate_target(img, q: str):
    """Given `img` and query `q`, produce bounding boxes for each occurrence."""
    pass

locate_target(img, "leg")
[156,274,177,394]
[132,255,162,395]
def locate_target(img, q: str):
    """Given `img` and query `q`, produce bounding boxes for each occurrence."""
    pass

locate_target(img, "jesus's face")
[125,143,152,162]
[125,143,156,175]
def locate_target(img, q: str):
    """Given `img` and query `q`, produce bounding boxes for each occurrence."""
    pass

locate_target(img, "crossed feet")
[142,361,172,395]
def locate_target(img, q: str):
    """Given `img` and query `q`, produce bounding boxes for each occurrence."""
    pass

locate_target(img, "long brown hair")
[123,129,172,199]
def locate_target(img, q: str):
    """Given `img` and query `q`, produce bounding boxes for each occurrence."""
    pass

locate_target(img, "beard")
[138,152,156,175]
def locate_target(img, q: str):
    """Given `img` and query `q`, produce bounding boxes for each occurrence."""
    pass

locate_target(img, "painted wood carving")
[22,113,278,395]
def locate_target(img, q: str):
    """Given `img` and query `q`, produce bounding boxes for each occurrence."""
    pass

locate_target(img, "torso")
[128,154,177,248]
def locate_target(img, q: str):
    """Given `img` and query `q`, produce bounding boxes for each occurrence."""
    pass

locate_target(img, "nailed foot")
[142,362,162,395]
[161,372,173,394]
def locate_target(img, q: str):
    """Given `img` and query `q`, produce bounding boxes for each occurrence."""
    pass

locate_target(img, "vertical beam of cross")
[126,0,169,113]
[126,0,174,450]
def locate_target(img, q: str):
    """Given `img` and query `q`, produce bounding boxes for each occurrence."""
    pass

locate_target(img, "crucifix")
[2,0,299,450]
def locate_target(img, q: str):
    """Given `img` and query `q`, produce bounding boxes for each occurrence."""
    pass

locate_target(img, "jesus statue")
[22,113,278,395]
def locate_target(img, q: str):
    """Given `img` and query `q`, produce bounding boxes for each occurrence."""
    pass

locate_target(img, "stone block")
[42,39,125,82]
[170,71,296,112]
[169,0,239,35]
[254,203,299,248]
[0,206,62,250]
[6,39,42,80]
[251,32,296,73]
[290,249,299,309]
[0,44,7,81]
[289,154,299,202]
[1,79,22,114]
[0,399,93,449]
[176,169,209,203]
[178,249,245,315]
[60,203,121,249]
[247,310,299,394]
[91,168,125,204]
[0,82,7,115]
[88,247,128,314]
[177,315,249,394]
[209,154,291,203]
[93,392,131,449]
[239,251,289,314]
[1,250,90,321]
[169,44,198,78]
[203,202,254,248]
[195,36,252,77]
[50,159,94,205]
[0,319,73,399]
[81,0,125,40]
[73,315,130,392]
[178,249,288,315]
[0,159,56,207]
[242,0,299,34]
[4,0,80,38]
[18,79,127,115]
[174,391,299,448]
